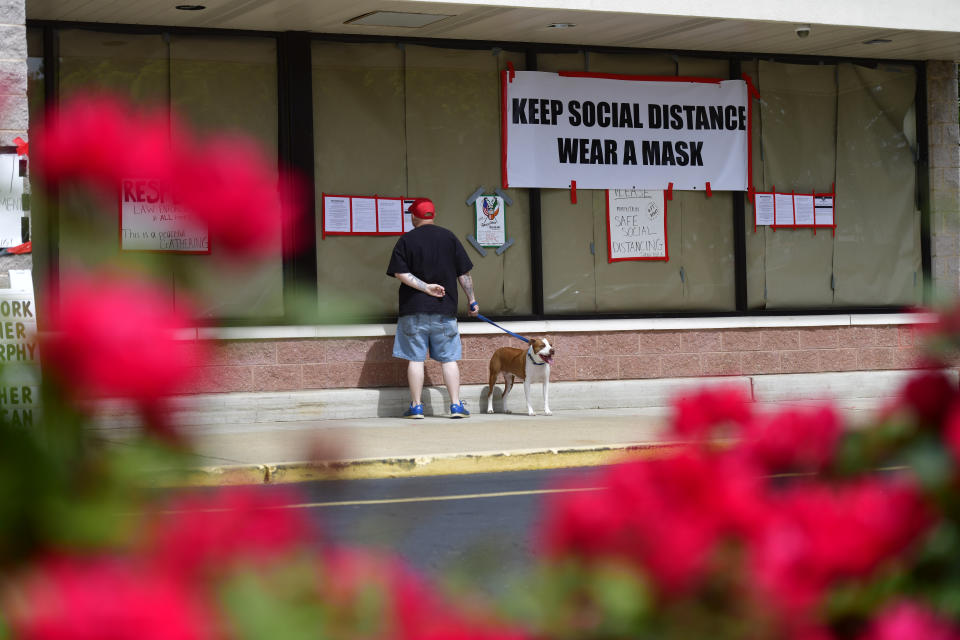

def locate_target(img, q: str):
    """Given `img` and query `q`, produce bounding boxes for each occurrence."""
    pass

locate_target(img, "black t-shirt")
[386,224,473,317]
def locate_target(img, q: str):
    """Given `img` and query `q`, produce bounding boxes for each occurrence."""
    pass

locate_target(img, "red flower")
[672,385,753,441]
[541,450,765,596]
[173,135,293,258]
[739,404,841,472]
[945,404,960,465]
[897,369,957,425]
[33,93,178,193]
[860,601,959,640]
[40,271,207,435]
[7,556,218,640]
[320,546,526,640]
[748,479,932,617]
[34,92,301,258]
[148,486,313,579]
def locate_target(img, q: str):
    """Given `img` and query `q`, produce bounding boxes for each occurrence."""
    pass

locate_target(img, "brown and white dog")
[486,337,555,416]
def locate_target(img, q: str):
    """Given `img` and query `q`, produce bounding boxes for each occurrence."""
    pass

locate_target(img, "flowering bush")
[3,91,960,639]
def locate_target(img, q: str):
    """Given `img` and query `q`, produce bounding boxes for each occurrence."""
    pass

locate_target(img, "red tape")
[12,137,27,157]
[705,181,712,197]
[570,180,577,204]
[666,182,673,201]
[741,72,761,100]
[506,61,516,82]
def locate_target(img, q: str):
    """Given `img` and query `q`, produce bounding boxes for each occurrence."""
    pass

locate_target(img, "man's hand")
[469,301,479,317]
[424,284,445,298]
[395,273,445,298]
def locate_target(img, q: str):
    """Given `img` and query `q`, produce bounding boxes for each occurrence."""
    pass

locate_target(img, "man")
[386,197,479,418]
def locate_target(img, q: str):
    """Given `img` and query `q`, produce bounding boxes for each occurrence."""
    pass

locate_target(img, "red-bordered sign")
[605,188,669,263]
[321,193,418,239]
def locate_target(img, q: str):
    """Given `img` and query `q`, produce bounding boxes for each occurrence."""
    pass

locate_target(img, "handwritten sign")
[120,179,209,253]
[0,154,25,247]
[606,189,668,262]
[475,195,506,247]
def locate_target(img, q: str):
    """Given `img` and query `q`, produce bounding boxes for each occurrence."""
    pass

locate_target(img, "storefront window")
[312,41,530,320]
[55,29,282,320]
[745,60,921,309]
[538,51,737,313]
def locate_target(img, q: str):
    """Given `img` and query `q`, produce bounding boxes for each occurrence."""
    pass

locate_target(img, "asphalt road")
[265,467,602,594]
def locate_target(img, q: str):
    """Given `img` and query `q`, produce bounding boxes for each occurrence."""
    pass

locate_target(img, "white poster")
[402,199,416,232]
[120,179,208,252]
[754,193,775,226]
[504,71,749,191]
[475,195,506,247]
[794,194,815,226]
[774,193,794,226]
[323,195,351,234]
[351,197,377,233]
[0,280,39,427]
[606,189,667,261]
[815,196,835,226]
[0,155,23,248]
[377,198,403,233]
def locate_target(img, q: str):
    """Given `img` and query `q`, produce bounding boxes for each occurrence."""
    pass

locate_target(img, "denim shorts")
[393,313,462,363]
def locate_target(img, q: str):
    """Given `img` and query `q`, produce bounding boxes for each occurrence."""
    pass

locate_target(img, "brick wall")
[189,325,925,393]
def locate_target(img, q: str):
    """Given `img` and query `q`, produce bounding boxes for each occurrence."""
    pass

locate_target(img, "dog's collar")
[527,346,547,366]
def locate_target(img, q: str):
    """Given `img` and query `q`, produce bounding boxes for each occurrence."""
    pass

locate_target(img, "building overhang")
[26,0,960,61]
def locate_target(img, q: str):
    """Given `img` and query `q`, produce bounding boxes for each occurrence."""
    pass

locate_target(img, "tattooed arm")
[394,273,445,298]
[458,272,478,316]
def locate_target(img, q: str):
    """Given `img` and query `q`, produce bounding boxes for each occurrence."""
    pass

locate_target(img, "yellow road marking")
[276,486,603,509]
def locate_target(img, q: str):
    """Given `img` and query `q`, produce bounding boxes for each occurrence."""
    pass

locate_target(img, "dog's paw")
[486,408,494,414]
[544,410,553,416]
[527,410,536,416]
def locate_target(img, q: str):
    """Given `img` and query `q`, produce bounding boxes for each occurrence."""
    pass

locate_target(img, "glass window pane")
[169,35,282,320]
[312,41,530,320]
[539,51,735,313]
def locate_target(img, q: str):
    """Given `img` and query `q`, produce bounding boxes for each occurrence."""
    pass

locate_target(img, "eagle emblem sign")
[475,194,506,248]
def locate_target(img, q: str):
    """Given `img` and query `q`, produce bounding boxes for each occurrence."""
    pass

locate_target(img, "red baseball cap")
[409,198,435,220]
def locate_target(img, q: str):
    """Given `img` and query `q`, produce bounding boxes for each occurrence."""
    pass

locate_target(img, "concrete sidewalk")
[88,369,929,486]
[92,403,882,486]
[92,408,681,486]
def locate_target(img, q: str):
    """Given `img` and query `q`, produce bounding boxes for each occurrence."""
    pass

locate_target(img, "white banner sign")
[503,71,749,191]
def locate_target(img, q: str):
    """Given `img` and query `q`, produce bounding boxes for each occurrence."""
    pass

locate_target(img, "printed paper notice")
[794,194,815,226]
[323,196,351,233]
[377,198,403,233]
[403,199,416,232]
[351,197,377,233]
[815,196,834,226]
[0,154,24,247]
[120,178,209,252]
[774,193,794,226]
[475,195,506,247]
[754,193,774,226]
[607,189,667,261]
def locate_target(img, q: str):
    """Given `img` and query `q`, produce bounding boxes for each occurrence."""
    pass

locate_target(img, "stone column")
[0,0,26,289]
[927,60,960,300]
[0,0,25,147]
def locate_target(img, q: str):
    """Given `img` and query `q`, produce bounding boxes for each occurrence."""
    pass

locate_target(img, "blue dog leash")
[469,302,530,344]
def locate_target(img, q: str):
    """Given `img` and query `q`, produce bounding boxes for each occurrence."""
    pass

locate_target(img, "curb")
[159,441,687,487]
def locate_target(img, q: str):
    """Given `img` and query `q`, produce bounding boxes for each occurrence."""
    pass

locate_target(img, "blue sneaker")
[403,402,424,419]
[449,401,470,418]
